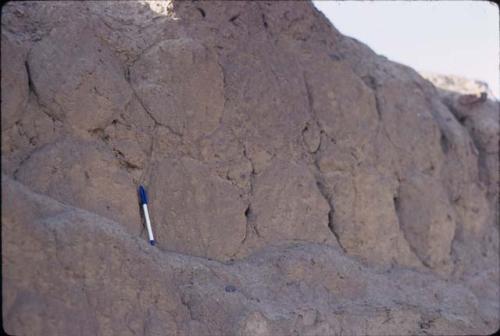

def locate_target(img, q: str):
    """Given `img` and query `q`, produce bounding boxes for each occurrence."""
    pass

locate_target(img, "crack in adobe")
[244,203,260,238]
[113,148,141,171]
[242,145,260,239]
[229,13,240,25]
[261,14,268,29]
[303,72,346,251]
[362,75,407,152]
[138,123,157,186]
[25,60,39,99]
[125,66,183,138]
[229,143,260,257]
[242,145,255,195]
[313,172,346,253]
[311,144,346,252]
[392,190,430,268]
[196,7,206,18]
[25,59,62,125]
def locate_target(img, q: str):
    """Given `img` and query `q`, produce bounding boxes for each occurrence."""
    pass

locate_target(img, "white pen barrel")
[142,204,155,242]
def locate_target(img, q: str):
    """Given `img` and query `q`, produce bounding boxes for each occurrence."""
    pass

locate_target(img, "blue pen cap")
[139,185,148,204]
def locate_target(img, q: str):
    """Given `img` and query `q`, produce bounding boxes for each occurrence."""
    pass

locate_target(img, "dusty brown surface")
[2,1,499,335]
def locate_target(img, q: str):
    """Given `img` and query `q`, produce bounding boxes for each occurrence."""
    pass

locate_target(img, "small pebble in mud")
[225,285,237,293]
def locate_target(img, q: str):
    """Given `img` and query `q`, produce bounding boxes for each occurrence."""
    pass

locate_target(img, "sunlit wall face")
[313,1,499,98]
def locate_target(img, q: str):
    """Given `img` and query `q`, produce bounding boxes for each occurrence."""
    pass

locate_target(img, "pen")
[139,185,155,246]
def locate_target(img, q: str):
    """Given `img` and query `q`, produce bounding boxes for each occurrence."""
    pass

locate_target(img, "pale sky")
[313,1,499,97]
